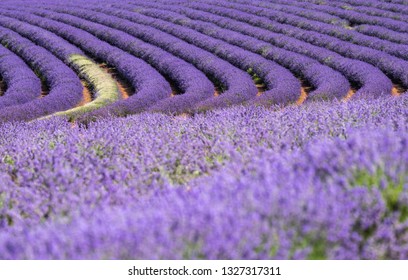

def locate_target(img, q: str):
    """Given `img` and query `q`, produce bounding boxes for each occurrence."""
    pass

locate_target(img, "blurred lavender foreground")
[0,97,407,259]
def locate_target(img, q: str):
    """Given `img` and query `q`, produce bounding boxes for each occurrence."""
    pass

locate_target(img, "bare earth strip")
[76,80,92,107]
[169,83,180,97]
[392,84,405,96]
[0,78,6,96]
[214,85,221,97]
[342,88,358,102]
[40,80,49,98]
[98,63,133,99]
[256,83,266,96]
[296,87,308,105]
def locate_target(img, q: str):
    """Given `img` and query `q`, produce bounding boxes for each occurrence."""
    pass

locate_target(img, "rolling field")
[0,0,408,259]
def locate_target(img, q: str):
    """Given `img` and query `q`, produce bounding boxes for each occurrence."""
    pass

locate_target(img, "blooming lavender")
[22,6,215,116]
[88,4,302,106]
[0,8,172,118]
[274,0,408,32]
[0,26,83,122]
[180,0,408,91]
[110,2,350,101]
[0,45,41,109]
[42,5,258,111]
[1,96,408,259]
[0,0,407,260]
[355,25,408,45]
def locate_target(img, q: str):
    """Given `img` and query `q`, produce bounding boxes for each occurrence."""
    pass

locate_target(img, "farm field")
[0,0,407,259]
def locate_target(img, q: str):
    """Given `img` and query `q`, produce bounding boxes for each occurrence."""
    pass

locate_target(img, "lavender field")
[0,0,407,260]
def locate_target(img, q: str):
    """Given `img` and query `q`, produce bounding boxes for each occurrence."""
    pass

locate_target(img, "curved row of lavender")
[35,4,260,112]
[129,0,392,98]
[181,1,406,92]
[0,26,83,122]
[0,45,41,109]
[0,0,408,260]
[108,2,350,101]
[0,8,173,117]
[24,4,300,107]
[22,7,215,116]
[0,0,407,119]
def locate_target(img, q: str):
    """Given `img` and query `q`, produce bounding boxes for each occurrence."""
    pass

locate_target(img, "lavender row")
[210,0,408,63]
[0,8,172,118]
[86,4,302,105]
[233,0,350,26]
[252,0,408,25]
[287,0,408,23]
[274,0,408,33]
[153,1,391,98]
[21,6,216,116]
[0,95,407,259]
[378,0,408,5]
[180,1,405,92]
[41,4,258,111]
[0,45,41,109]
[129,0,387,98]
[115,2,350,101]
[0,14,124,120]
[0,26,83,122]
[237,0,351,26]
[204,0,408,66]
[297,0,408,16]
[330,1,408,22]
[380,0,408,4]
[355,25,408,45]
[0,14,83,62]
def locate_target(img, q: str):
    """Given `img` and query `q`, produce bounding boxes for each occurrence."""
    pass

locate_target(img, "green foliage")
[183,240,205,259]
[352,168,407,222]
[254,233,280,257]
[205,153,229,166]
[48,141,56,150]
[247,68,263,85]
[289,234,327,260]
[3,154,14,166]
[42,54,120,121]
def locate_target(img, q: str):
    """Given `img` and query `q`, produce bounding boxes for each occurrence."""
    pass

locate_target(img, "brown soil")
[296,79,313,105]
[342,88,357,102]
[175,113,191,120]
[76,80,93,107]
[40,81,49,98]
[392,84,405,96]
[169,83,179,97]
[0,79,6,96]
[72,61,136,109]
[296,87,308,105]
[98,63,133,99]
[256,83,267,96]
[214,85,221,97]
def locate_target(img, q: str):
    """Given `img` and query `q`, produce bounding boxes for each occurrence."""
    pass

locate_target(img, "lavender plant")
[0,45,41,109]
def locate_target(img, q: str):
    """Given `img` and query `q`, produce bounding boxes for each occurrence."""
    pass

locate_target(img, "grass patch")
[44,54,120,120]
[352,167,408,222]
